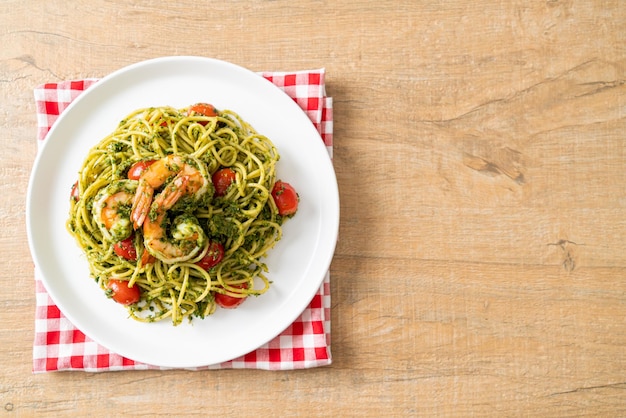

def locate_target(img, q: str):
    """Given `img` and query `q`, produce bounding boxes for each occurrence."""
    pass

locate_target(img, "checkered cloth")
[32,69,333,372]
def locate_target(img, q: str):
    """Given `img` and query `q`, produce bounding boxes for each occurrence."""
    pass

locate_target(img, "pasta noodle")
[66,104,295,325]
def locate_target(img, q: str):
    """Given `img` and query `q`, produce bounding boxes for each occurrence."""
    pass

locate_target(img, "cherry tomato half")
[271,181,299,216]
[188,103,218,126]
[127,160,156,181]
[113,236,137,261]
[70,181,80,202]
[212,168,236,197]
[215,283,248,309]
[196,242,225,270]
[106,279,141,305]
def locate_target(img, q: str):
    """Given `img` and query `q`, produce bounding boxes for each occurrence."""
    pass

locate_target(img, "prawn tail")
[156,175,190,211]
[131,182,154,229]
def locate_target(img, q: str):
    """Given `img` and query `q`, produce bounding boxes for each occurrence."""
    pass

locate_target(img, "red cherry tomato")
[70,181,80,202]
[196,242,225,270]
[188,103,218,126]
[189,103,218,117]
[113,236,137,261]
[106,279,141,305]
[271,181,299,216]
[127,160,156,180]
[215,283,248,309]
[212,168,236,197]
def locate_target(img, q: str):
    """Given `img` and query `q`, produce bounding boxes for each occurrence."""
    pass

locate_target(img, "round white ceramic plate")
[26,56,339,368]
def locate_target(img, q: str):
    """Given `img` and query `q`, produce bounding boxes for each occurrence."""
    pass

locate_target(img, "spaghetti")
[66,104,297,325]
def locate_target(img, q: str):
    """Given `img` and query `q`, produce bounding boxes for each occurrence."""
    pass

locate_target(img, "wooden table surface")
[2,1,625,416]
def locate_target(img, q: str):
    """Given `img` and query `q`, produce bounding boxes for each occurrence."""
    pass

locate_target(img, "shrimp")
[92,180,137,242]
[143,204,208,263]
[130,154,211,229]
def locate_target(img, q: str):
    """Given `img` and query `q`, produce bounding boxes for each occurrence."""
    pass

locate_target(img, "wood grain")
[1,0,625,416]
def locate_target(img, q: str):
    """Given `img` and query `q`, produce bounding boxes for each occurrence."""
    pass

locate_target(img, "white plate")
[26,56,339,368]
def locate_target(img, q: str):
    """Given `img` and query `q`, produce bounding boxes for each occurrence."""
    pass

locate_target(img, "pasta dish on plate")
[66,103,299,326]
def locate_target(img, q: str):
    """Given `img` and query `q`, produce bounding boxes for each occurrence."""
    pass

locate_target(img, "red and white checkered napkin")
[32,69,333,372]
